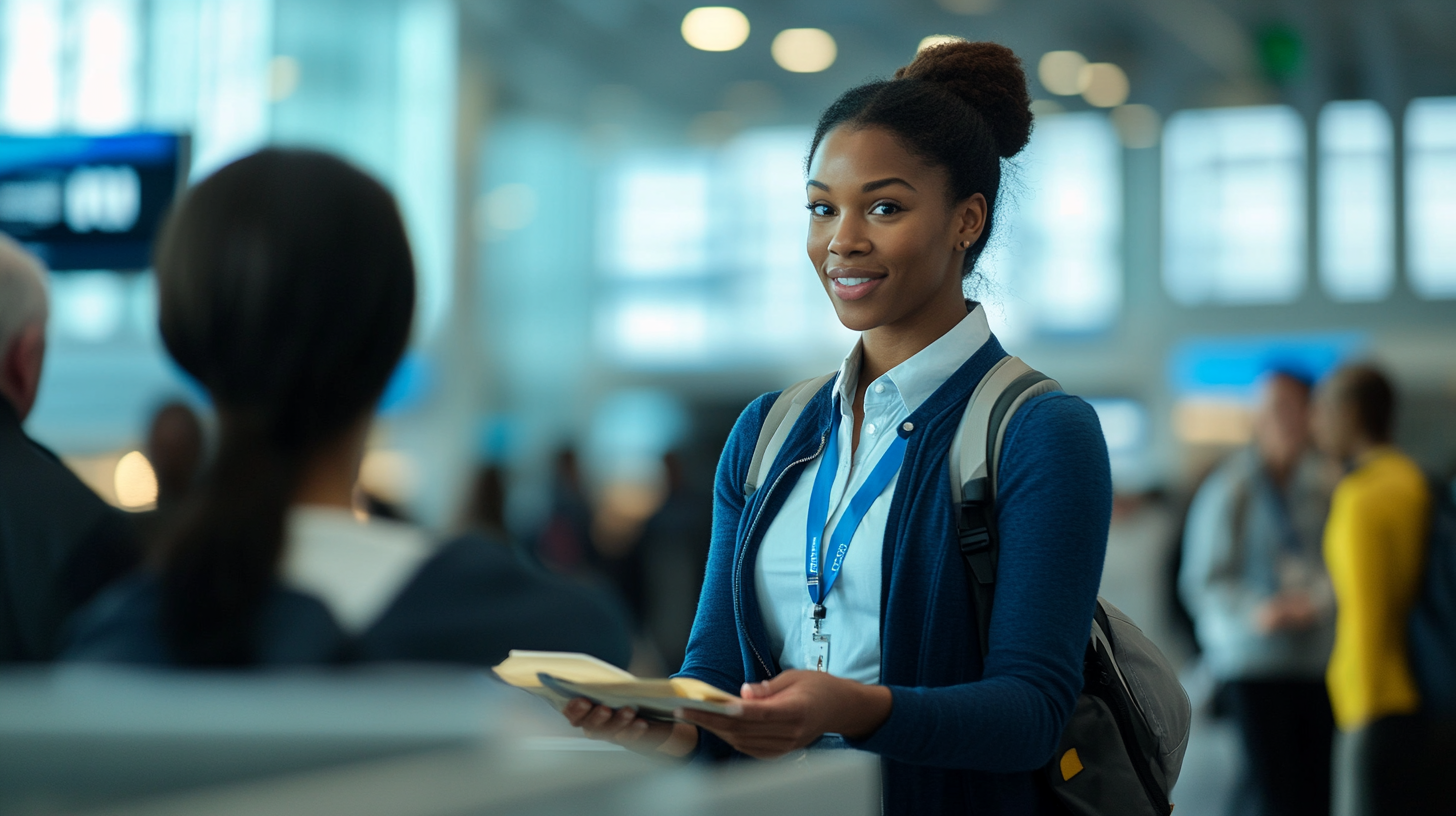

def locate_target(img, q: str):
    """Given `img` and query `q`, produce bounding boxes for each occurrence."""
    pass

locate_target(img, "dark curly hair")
[807,41,1033,278]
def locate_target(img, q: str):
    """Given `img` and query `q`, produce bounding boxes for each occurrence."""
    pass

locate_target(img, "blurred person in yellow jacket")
[1312,364,1436,816]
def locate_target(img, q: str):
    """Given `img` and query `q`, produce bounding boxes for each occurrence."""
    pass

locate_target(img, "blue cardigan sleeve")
[676,392,778,759]
[851,393,1112,770]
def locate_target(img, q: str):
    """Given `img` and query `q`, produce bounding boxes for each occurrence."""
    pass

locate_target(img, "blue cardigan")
[677,335,1112,816]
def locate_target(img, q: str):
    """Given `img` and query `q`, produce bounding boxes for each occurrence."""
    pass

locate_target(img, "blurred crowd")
[1170,365,1454,815]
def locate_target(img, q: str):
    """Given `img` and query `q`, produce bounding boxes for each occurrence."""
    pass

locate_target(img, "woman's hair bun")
[894,41,1032,159]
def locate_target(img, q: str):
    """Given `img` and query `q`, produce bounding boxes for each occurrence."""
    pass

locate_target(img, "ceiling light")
[681,7,750,52]
[1038,50,1087,96]
[771,28,837,73]
[918,34,963,53]
[1080,62,1129,108]
[114,451,157,510]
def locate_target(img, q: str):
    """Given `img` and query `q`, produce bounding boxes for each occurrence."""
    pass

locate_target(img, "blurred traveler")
[1314,365,1438,815]
[1179,369,1336,816]
[533,448,598,574]
[133,401,205,549]
[459,463,508,539]
[637,450,712,673]
[65,149,631,669]
[564,42,1115,816]
[0,235,139,661]
[147,401,204,512]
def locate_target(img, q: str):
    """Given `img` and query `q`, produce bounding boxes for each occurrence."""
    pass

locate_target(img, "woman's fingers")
[563,697,594,727]
[681,708,814,758]
[614,718,651,742]
[566,700,641,738]
[562,700,689,758]
[584,704,618,729]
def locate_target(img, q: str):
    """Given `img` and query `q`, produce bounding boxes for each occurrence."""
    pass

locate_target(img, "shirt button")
[866,423,877,435]
[874,383,885,394]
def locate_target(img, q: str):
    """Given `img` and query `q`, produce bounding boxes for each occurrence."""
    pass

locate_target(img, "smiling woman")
[561,42,1113,816]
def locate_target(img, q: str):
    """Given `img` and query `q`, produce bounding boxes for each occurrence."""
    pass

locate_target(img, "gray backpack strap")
[948,356,1060,659]
[743,372,836,498]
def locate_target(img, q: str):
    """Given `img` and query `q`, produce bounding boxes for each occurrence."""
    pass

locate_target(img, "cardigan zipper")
[735,430,829,679]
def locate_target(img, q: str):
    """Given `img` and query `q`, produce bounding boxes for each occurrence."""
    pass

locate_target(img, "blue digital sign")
[0,132,186,271]
[1169,331,1370,400]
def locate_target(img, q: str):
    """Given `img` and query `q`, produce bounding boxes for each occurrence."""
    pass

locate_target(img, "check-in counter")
[0,667,879,816]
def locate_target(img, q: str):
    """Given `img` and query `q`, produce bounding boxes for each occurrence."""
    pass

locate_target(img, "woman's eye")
[807,203,834,217]
[870,202,902,216]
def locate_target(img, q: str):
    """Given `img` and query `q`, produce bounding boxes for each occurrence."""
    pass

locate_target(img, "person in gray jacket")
[1180,368,1337,816]
[0,235,139,661]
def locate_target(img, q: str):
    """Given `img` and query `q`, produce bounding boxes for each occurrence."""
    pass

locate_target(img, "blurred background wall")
[5,2,1455,809]
[9,0,1454,534]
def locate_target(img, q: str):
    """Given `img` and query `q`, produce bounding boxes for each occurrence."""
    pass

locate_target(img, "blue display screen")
[0,132,186,271]
[1169,331,1369,399]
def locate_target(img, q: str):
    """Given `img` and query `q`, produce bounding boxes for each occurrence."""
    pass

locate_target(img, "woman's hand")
[678,670,892,760]
[562,698,699,758]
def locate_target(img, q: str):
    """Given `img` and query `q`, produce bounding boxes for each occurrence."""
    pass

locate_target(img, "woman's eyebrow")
[807,177,918,193]
[862,177,916,193]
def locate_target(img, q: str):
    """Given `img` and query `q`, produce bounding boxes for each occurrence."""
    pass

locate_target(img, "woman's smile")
[828,268,887,300]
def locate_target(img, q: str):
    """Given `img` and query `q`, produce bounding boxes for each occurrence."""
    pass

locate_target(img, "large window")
[1318,100,1394,302]
[9,0,461,457]
[596,126,851,370]
[600,156,712,279]
[1406,96,1456,299]
[1163,105,1306,305]
[982,112,1121,336]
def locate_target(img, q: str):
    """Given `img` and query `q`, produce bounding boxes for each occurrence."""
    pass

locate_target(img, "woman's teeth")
[837,277,872,286]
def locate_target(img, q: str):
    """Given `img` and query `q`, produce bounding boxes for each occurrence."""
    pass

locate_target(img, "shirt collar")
[835,302,993,414]
[283,505,437,634]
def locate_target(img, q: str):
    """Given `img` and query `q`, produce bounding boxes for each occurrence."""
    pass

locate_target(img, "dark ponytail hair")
[153,149,415,666]
[807,41,1033,278]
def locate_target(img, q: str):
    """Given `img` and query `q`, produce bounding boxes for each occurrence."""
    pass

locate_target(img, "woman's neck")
[293,418,371,510]
[858,296,969,387]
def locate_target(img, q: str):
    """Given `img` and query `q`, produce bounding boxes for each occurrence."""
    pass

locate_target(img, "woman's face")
[806,125,985,333]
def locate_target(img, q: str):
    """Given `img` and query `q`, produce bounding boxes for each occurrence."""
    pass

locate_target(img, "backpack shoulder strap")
[949,355,1061,659]
[743,372,835,498]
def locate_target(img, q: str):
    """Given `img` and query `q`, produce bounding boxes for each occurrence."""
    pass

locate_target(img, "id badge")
[808,633,830,673]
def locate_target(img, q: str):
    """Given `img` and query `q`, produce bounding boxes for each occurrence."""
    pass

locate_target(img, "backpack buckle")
[957,501,997,584]
[957,502,992,552]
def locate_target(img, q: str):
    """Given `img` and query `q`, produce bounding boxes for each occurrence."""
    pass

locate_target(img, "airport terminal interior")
[2,0,1455,813]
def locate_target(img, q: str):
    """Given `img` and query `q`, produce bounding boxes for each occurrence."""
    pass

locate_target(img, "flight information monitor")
[0,133,187,271]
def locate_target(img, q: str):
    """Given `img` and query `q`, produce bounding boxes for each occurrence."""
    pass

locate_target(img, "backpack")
[748,356,1191,816]
[1408,477,1456,719]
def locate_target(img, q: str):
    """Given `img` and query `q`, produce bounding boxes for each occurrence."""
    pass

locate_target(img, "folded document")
[491,650,741,721]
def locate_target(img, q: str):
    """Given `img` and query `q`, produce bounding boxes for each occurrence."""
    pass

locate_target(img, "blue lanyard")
[805,406,909,616]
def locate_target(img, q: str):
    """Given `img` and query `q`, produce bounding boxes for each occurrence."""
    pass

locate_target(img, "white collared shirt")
[282,506,438,634]
[754,305,992,683]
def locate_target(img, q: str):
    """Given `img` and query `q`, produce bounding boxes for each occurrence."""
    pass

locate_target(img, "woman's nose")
[828,218,871,257]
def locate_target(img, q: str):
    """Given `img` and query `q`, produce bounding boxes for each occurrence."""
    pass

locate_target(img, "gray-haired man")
[0,235,138,661]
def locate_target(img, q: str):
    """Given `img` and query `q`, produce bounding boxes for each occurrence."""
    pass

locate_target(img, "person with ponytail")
[66,149,632,669]
[561,42,1111,815]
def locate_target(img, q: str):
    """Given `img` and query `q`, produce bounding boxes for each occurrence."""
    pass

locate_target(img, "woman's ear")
[954,193,989,250]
